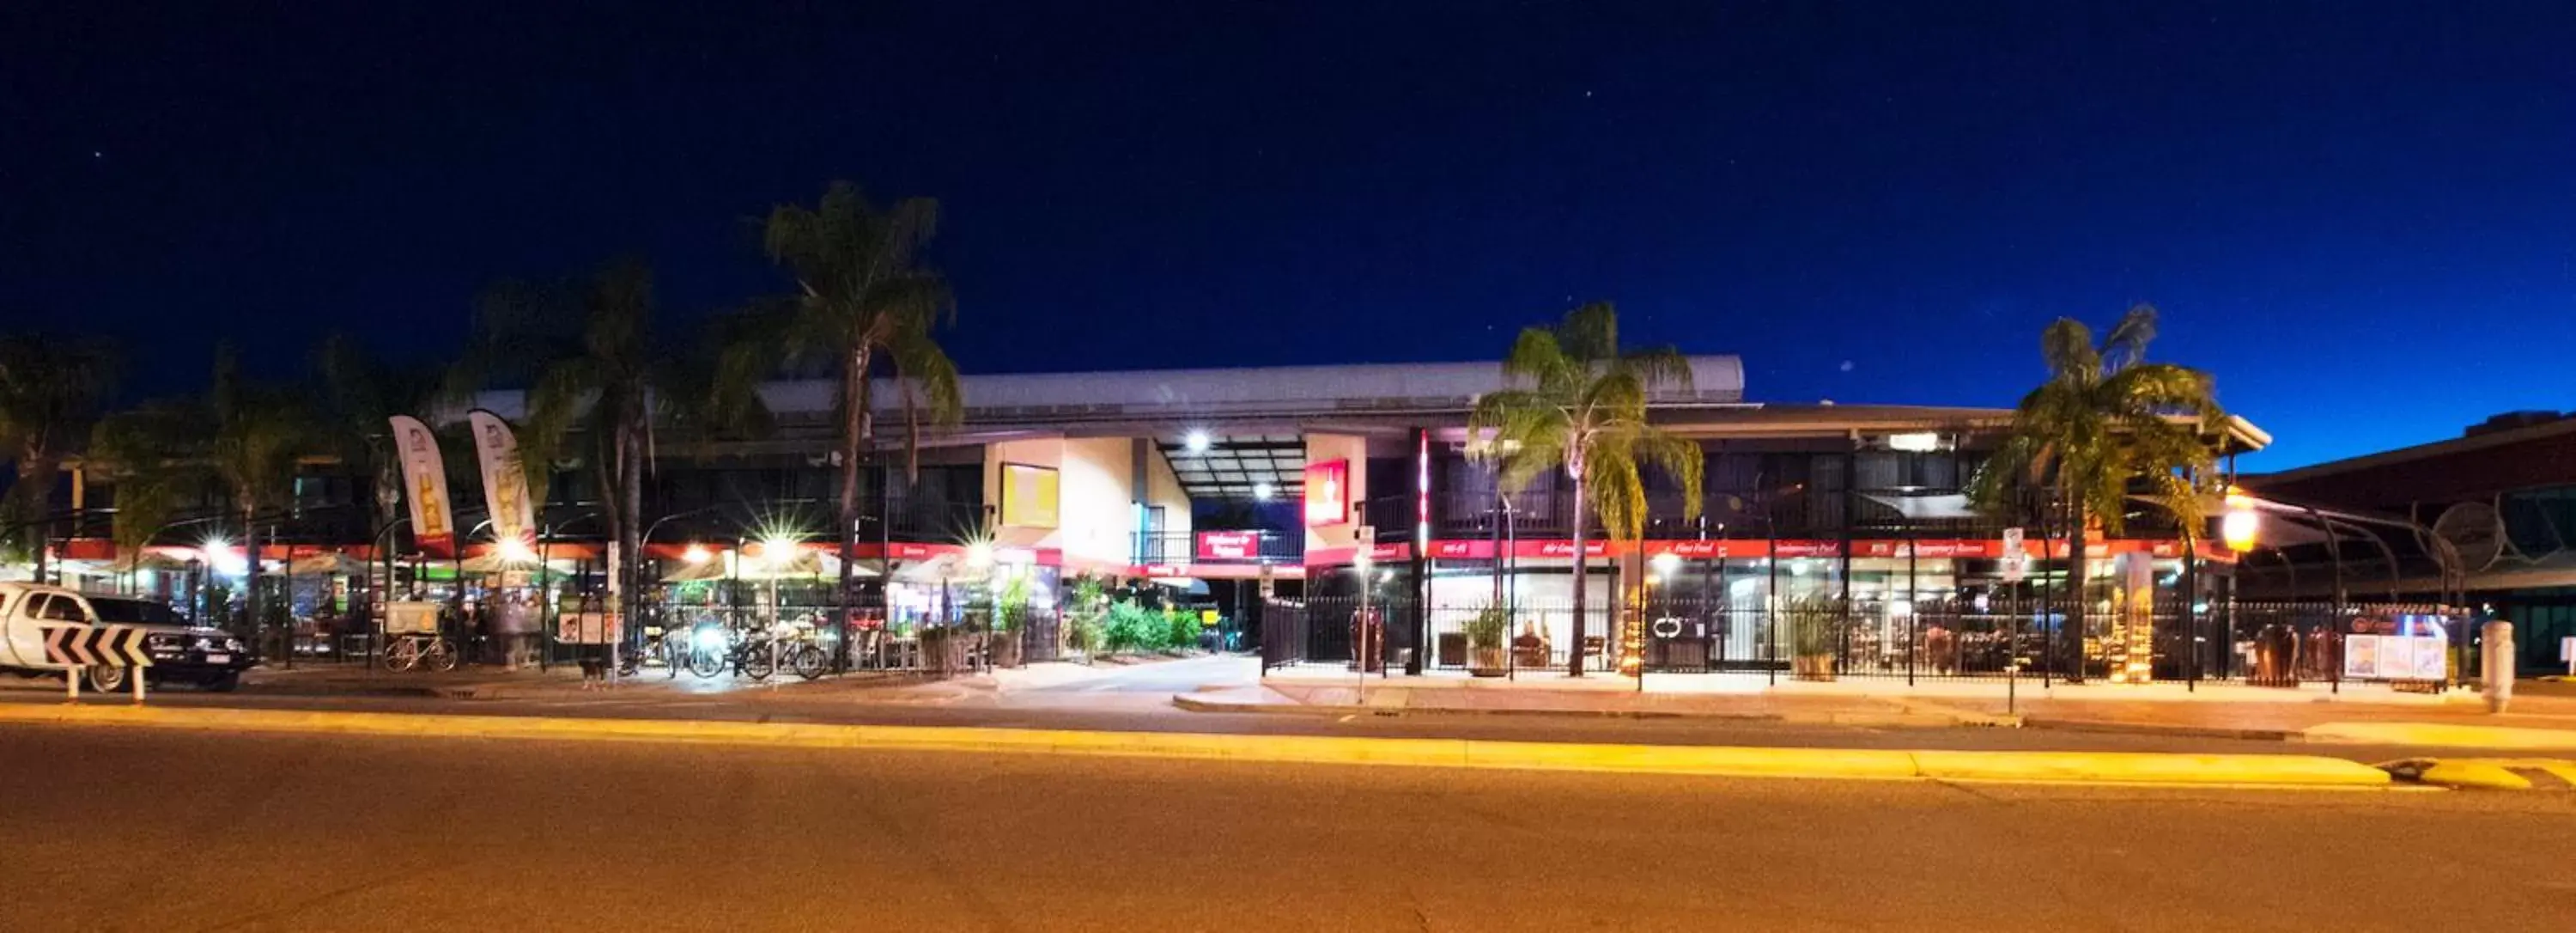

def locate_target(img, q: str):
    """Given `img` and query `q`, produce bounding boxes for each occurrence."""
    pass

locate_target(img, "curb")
[2303,722,2576,751]
[1172,694,1717,720]
[2020,718,2300,742]
[0,702,2399,790]
[2379,758,2576,790]
[1173,695,2016,729]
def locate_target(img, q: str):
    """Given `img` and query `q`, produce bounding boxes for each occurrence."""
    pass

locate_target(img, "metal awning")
[1859,492,1980,521]
[1159,433,1305,502]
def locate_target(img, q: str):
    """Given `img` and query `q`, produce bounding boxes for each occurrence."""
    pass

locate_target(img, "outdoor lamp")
[496,536,537,564]
[966,541,994,570]
[2221,488,2259,553]
[1183,430,1211,454]
[201,537,247,577]
[682,545,713,564]
[761,536,799,566]
[1252,481,1274,501]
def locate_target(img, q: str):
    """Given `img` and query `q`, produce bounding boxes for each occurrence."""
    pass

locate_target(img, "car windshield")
[85,597,182,626]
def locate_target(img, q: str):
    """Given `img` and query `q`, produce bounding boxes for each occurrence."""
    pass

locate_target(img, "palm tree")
[458,260,675,643]
[314,332,453,607]
[1468,302,1704,677]
[1969,303,2226,681]
[0,333,121,581]
[93,346,318,635]
[720,181,963,662]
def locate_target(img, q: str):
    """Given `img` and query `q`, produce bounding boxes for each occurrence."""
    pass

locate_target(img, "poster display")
[2342,615,2450,681]
[999,463,1060,528]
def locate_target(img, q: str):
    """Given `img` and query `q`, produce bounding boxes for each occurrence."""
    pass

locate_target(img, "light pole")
[1355,545,1374,703]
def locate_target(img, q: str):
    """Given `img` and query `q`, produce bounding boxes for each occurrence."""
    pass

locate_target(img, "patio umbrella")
[288,552,372,576]
[109,550,196,574]
[457,552,575,575]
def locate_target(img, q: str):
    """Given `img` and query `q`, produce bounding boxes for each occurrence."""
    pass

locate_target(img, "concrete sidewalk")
[210,655,1233,704]
[1190,669,2576,749]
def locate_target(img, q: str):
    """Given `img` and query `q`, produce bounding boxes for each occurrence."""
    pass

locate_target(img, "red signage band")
[1195,530,1262,562]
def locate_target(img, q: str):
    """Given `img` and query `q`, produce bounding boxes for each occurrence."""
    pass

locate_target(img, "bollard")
[64,667,79,702]
[131,666,146,704]
[2481,619,2514,714]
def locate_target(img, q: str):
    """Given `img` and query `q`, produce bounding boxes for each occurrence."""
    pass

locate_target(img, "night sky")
[5,2,2572,468]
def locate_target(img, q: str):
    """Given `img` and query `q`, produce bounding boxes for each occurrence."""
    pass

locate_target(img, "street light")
[2221,487,2259,554]
[1183,430,1212,454]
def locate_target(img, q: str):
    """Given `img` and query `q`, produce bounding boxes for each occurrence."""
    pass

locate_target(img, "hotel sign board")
[1303,459,1350,527]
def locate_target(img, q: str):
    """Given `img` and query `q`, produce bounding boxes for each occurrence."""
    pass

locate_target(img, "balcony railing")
[1432,486,2012,540]
[1133,529,1303,566]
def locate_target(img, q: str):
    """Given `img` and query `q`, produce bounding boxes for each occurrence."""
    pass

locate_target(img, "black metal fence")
[1261,593,2473,687]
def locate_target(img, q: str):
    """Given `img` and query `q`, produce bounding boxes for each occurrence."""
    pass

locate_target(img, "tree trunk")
[240,502,263,643]
[834,346,874,674]
[2064,497,2088,684]
[19,454,52,585]
[616,420,644,679]
[1567,474,1589,678]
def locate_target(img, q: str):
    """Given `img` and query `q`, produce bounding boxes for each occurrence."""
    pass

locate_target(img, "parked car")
[0,582,254,692]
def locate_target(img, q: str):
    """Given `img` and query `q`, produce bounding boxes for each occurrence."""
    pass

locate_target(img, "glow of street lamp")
[496,537,537,564]
[2221,488,2259,554]
[1183,430,1211,454]
[682,545,713,564]
[200,536,246,577]
[1251,481,1274,501]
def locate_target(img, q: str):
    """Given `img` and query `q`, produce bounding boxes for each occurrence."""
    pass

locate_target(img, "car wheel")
[85,664,128,692]
[201,672,240,692]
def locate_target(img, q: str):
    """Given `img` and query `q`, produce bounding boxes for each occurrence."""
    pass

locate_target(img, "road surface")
[2,725,2567,931]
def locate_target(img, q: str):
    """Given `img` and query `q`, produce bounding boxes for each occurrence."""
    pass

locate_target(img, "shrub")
[1788,597,1842,657]
[1464,605,1510,650]
[1104,600,1163,653]
[1164,607,1203,651]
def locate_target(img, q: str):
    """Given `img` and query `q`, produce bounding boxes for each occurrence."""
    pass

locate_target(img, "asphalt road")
[3,726,2569,932]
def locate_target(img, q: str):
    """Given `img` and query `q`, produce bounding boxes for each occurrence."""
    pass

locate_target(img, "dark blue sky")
[5,2,2571,468]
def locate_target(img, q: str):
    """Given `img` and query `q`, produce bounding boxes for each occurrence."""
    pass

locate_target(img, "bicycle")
[731,622,829,681]
[617,623,684,680]
[680,621,732,679]
[382,632,458,673]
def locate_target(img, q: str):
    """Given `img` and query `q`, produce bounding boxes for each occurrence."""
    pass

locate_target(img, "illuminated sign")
[1303,459,1349,526]
[1196,531,1262,561]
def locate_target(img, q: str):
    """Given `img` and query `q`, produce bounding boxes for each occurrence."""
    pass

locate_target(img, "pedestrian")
[495,592,534,670]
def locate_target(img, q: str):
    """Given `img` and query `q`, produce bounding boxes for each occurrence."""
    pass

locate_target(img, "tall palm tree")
[459,260,674,643]
[0,333,122,581]
[314,332,453,606]
[720,181,963,660]
[1468,302,1704,677]
[93,346,318,635]
[1969,303,2226,680]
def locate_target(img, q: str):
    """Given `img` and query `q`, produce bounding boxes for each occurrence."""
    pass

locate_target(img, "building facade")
[33,357,2268,680]
[2251,411,2576,674]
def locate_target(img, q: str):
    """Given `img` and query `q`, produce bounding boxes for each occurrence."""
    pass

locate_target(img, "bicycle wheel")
[741,643,775,681]
[425,639,459,673]
[687,645,727,679]
[384,639,419,673]
[790,643,829,681]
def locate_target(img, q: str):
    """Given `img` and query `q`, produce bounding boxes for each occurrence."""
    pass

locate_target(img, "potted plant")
[988,575,1029,668]
[1466,606,1511,677]
[1788,597,1840,681]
